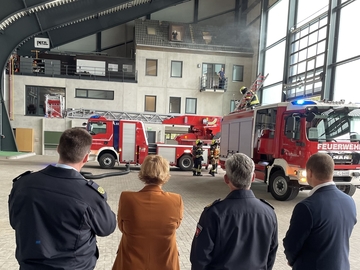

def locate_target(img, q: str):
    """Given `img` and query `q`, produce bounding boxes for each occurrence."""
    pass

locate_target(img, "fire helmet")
[240,86,248,95]
[195,139,203,145]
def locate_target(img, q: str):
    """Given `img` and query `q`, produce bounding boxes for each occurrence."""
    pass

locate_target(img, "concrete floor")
[1,155,360,270]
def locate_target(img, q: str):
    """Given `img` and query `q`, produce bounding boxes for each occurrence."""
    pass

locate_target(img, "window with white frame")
[185,98,197,114]
[76,89,114,100]
[146,59,157,76]
[232,65,244,82]
[169,97,181,113]
[171,61,182,78]
[145,95,156,112]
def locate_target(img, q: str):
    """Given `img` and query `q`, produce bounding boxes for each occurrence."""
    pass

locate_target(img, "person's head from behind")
[139,155,170,186]
[57,127,92,164]
[306,153,334,186]
[225,153,255,190]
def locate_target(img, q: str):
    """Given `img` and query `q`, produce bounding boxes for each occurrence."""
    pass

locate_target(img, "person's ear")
[251,172,256,182]
[224,174,229,184]
[82,152,90,163]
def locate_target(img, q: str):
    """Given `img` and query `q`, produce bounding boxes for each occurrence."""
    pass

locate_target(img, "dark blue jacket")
[190,189,278,270]
[283,185,357,270]
[8,165,116,270]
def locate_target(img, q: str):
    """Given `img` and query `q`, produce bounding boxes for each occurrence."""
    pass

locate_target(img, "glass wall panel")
[262,84,283,105]
[334,60,360,102]
[266,0,289,47]
[264,41,286,86]
[296,0,328,25]
[337,0,360,62]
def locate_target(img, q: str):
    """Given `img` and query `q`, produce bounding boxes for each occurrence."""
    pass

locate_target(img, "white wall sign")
[76,59,106,76]
[34,37,50,49]
[108,63,118,72]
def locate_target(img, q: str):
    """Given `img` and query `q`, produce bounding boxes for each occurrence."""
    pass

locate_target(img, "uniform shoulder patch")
[204,198,221,209]
[86,180,107,199]
[260,198,274,209]
[12,171,32,183]
[195,223,203,238]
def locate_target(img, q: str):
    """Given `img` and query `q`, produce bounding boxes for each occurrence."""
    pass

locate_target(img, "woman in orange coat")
[112,155,184,270]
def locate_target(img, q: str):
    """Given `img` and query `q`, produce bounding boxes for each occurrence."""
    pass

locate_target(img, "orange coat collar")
[140,185,163,192]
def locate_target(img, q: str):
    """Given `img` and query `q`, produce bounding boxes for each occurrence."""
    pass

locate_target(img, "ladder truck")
[84,114,222,171]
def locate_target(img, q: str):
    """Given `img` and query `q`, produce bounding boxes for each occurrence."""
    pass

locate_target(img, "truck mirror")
[285,116,296,139]
[306,112,315,122]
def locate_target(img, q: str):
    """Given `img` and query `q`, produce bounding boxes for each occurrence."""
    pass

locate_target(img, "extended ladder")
[234,73,269,111]
[65,108,178,123]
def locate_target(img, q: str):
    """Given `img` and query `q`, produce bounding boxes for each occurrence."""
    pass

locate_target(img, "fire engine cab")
[219,99,360,201]
[85,114,221,170]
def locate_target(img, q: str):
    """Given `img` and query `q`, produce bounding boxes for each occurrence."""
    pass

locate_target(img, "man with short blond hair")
[283,153,357,270]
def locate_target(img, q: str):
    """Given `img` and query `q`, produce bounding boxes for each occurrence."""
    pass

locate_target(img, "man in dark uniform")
[192,139,204,176]
[8,127,116,270]
[190,153,278,270]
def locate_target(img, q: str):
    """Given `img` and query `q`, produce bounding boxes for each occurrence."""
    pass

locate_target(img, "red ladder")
[235,73,269,111]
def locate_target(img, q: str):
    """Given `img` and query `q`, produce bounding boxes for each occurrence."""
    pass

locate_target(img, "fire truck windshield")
[87,122,107,135]
[306,108,360,142]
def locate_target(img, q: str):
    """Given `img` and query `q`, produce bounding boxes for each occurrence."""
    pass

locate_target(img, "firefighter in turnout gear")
[240,86,260,108]
[208,140,220,176]
[193,139,204,176]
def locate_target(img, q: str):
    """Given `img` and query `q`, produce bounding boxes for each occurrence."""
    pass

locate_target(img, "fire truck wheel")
[99,153,116,169]
[269,171,299,201]
[178,155,194,171]
[337,185,356,197]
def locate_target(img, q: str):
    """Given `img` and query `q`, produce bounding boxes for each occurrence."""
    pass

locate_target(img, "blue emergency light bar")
[291,100,317,105]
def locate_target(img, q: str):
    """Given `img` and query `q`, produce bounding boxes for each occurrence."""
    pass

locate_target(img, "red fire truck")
[86,114,221,170]
[219,99,360,201]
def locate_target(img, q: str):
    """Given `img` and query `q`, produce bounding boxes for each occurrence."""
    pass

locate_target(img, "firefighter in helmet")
[193,139,204,176]
[208,139,220,176]
[240,86,260,108]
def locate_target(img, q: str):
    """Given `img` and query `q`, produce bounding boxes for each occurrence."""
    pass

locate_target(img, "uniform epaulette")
[86,180,107,200]
[260,198,274,209]
[204,198,221,209]
[12,171,32,183]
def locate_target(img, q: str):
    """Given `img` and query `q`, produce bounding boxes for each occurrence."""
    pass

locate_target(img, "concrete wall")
[5,46,252,155]
[136,48,253,115]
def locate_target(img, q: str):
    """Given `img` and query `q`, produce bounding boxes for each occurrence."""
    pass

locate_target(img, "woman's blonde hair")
[138,155,171,185]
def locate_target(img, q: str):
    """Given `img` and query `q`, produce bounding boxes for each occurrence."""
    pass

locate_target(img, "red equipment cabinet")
[219,99,360,201]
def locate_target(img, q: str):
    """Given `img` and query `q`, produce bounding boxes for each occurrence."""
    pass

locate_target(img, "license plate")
[333,171,349,177]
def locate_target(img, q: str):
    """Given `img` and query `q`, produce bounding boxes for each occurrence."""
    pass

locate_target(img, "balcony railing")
[199,75,228,92]
[7,57,137,83]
